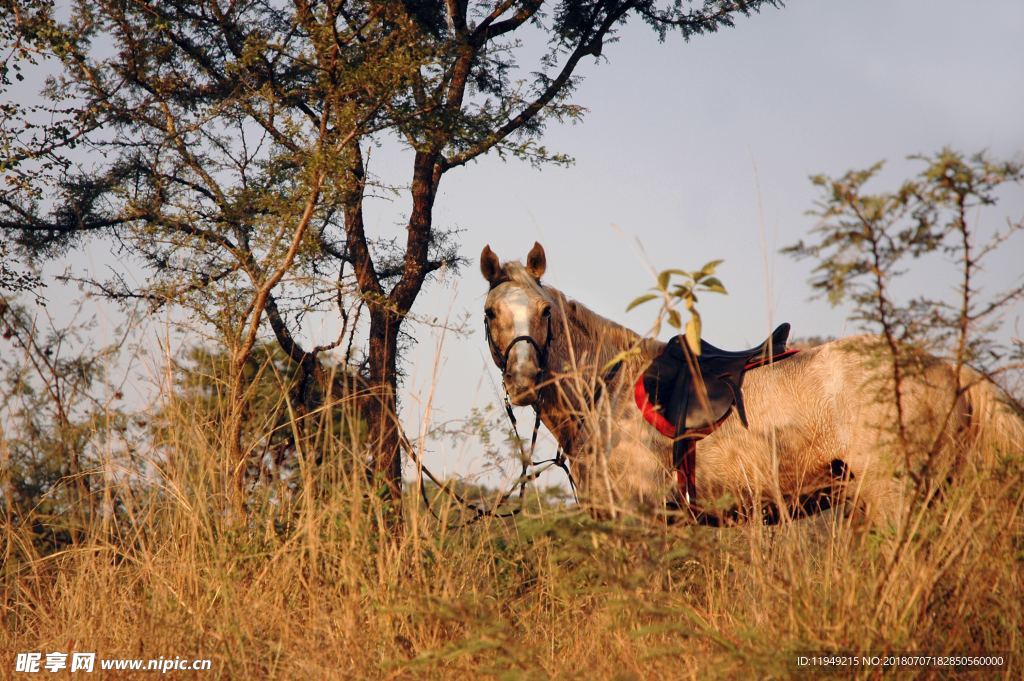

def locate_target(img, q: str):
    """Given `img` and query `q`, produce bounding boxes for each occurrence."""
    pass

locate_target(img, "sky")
[7,0,1024,489]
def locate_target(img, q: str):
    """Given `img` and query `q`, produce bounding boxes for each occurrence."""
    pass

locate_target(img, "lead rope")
[503,392,579,506]
[405,310,577,527]
[404,387,576,529]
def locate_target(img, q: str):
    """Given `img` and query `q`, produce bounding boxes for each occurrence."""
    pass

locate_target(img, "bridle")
[410,291,626,523]
[483,303,578,502]
[483,307,553,378]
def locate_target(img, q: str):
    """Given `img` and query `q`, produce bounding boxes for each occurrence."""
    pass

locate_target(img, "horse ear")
[526,241,546,279]
[480,245,501,284]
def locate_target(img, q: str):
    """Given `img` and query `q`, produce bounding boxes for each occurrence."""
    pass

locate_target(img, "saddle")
[634,323,799,513]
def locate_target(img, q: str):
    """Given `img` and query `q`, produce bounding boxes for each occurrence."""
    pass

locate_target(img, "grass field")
[3,375,1023,681]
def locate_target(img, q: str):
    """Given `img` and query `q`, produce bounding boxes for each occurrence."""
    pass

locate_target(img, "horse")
[480,242,1024,525]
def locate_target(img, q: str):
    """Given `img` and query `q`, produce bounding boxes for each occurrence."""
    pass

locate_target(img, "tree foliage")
[785,149,1024,374]
[0,298,129,553]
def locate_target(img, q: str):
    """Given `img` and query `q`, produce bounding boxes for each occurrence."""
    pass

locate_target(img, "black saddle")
[634,323,797,510]
[639,322,792,433]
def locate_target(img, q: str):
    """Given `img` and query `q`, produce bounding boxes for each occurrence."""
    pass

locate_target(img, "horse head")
[480,242,553,406]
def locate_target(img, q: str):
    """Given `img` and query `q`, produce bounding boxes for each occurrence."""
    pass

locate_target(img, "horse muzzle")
[504,368,542,406]
[494,329,549,406]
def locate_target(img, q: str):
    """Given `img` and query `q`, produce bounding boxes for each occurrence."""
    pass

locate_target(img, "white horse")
[480,242,1024,525]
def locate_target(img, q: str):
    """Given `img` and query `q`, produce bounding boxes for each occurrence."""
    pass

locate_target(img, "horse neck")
[537,286,642,447]
[548,288,638,370]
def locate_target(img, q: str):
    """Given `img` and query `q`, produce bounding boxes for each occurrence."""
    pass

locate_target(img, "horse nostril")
[504,370,540,389]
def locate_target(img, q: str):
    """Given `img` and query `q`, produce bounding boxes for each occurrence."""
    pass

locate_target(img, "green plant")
[627,260,728,354]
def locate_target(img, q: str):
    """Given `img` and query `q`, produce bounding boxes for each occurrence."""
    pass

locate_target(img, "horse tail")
[960,367,1024,464]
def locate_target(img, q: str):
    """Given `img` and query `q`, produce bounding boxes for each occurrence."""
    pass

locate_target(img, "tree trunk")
[365,307,403,504]
[340,141,442,523]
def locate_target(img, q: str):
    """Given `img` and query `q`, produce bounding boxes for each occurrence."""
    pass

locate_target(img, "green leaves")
[625,293,658,312]
[626,260,729,354]
[702,277,726,295]
[685,313,701,356]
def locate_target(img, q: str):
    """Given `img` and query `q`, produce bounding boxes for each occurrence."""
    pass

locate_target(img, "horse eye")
[541,306,551,317]
[485,308,496,320]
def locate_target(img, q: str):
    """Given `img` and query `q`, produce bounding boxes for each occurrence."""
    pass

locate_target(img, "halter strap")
[485,312,553,374]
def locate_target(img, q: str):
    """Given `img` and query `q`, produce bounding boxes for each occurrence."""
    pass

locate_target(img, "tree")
[0,240,39,295]
[0,297,129,553]
[2,0,434,505]
[785,149,1024,475]
[2,0,782,510]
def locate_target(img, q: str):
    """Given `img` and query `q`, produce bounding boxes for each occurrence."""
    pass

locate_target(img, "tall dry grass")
[2,349,1023,680]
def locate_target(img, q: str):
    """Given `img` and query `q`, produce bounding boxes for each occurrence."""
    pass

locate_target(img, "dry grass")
[2,368,1023,681]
